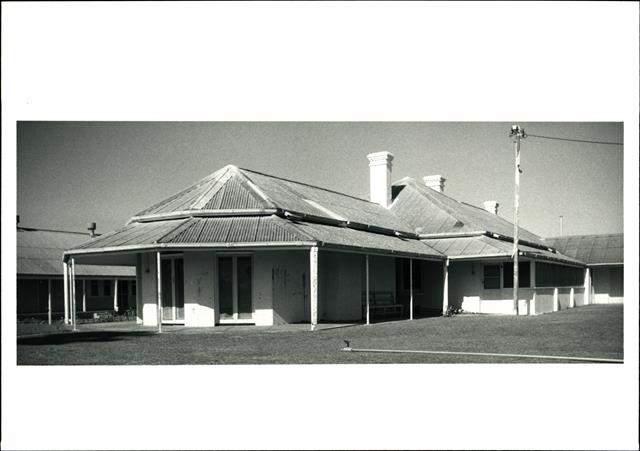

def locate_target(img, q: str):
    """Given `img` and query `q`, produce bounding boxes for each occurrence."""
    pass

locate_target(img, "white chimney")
[367,152,394,208]
[483,200,499,215]
[423,175,446,193]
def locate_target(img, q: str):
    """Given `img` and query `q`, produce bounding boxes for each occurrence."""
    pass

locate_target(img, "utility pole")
[509,125,526,315]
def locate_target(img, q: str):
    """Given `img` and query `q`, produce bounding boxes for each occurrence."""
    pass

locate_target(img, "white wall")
[451,259,536,315]
[253,250,309,325]
[140,252,158,326]
[183,252,217,327]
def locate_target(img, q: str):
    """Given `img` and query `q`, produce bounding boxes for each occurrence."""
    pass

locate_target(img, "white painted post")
[569,287,575,308]
[365,254,370,325]
[553,287,559,312]
[584,267,591,305]
[156,252,162,333]
[114,278,119,313]
[47,279,52,325]
[409,258,414,320]
[309,247,318,331]
[442,258,449,315]
[82,280,86,312]
[71,258,77,331]
[63,262,69,324]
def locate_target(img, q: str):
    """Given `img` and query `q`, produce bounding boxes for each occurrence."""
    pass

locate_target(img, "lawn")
[16,304,623,365]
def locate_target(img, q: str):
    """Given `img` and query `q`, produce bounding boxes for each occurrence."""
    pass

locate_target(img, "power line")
[526,133,623,146]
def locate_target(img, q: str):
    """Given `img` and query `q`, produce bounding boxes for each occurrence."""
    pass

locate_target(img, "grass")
[16,304,623,365]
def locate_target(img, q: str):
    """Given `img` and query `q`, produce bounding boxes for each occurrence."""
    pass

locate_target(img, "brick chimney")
[423,175,446,193]
[483,201,499,215]
[367,152,394,208]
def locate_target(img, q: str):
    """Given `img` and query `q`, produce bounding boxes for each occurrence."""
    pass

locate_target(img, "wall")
[534,288,555,314]
[140,252,159,326]
[320,251,363,322]
[395,259,444,316]
[592,266,624,304]
[449,259,537,315]
[265,251,309,325]
[183,252,216,327]
[557,288,571,310]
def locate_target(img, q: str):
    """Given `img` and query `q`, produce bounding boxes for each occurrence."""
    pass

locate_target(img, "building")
[63,152,596,329]
[17,224,137,323]
[545,234,624,304]
[63,163,445,329]
[387,159,588,316]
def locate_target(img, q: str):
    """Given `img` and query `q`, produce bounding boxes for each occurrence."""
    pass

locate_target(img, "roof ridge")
[239,167,374,204]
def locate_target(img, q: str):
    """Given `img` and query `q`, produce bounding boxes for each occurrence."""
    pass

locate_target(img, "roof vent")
[88,222,97,238]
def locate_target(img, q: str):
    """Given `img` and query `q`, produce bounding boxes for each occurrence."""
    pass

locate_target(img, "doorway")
[218,255,253,323]
[161,256,184,323]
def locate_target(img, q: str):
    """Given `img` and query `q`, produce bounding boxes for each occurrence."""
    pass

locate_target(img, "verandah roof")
[544,234,623,265]
[424,235,584,266]
[65,214,444,261]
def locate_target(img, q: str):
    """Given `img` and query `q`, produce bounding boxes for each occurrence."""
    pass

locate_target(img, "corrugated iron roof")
[391,179,545,245]
[544,234,623,265]
[66,215,443,260]
[424,235,584,265]
[129,164,413,234]
[17,228,135,277]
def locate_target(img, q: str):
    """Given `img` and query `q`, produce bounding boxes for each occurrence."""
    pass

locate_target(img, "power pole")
[509,125,526,315]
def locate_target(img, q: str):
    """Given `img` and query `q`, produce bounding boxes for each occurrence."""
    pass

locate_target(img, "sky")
[17,121,623,238]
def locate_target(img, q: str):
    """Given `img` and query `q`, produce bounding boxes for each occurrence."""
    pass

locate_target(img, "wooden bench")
[362,291,404,318]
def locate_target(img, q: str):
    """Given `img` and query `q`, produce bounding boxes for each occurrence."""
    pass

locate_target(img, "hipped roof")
[132,165,413,234]
[18,227,135,277]
[66,166,443,260]
[390,178,546,245]
[544,234,623,265]
[68,215,443,260]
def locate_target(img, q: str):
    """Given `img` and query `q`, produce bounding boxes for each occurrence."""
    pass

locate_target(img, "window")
[535,263,584,287]
[503,262,531,288]
[483,265,501,289]
[90,280,99,297]
[401,259,422,291]
[130,281,136,296]
[103,280,112,297]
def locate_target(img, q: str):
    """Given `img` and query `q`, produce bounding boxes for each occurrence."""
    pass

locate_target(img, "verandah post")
[409,258,413,320]
[47,279,52,325]
[365,254,370,325]
[82,280,86,312]
[156,252,162,333]
[63,262,69,324]
[114,278,119,313]
[442,258,449,315]
[310,247,318,331]
[71,258,77,331]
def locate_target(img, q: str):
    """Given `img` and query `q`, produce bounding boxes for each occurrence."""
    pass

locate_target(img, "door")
[218,255,253,322]
[161,257,184,322]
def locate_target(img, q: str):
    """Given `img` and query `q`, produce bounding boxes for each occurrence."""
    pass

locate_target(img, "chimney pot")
[88,222,97,238]
[483,201,499,215]
[423,175,446,193]
[366,152,394,208]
